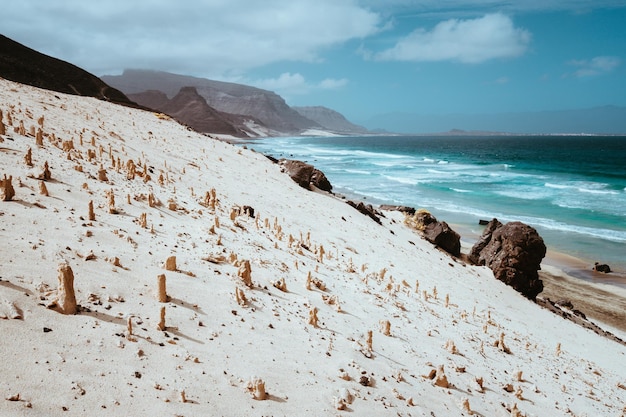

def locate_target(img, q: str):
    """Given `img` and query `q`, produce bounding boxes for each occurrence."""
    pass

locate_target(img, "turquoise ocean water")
[244,135,626,284]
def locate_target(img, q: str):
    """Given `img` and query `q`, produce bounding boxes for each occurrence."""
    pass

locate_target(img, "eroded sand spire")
[157,274,168,302]
[57,262,77,314]
[1,175,15,201]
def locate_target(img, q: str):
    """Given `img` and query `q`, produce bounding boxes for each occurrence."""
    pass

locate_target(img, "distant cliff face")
[293,106,369,134]
[103,70,319,134]
[129,87,265,137]
[0,35,136,107]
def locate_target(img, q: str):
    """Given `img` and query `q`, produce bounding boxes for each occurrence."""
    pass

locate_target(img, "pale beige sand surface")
[1,78,625,417]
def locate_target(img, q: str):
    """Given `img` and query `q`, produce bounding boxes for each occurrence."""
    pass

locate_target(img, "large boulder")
[405,210,461,257]
[468,218,503,264]
[470,219,546,300]
[423,221,461,257]
[279,159,332,192]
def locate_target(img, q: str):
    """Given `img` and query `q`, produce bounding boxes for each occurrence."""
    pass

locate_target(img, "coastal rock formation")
[279,159,332,192]
[469,218,503,264]
[593,262,611,273]
[470,219,546,300]
[405,210,461,257]
[347,200,382,225]
[379,205,416,215]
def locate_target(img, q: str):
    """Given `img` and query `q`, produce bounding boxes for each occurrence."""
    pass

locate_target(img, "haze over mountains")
[0,35,368,138]
[2,33,624,136]
[104,69,369,137]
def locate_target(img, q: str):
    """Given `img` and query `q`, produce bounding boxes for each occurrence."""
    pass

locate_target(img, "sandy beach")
[1,78,625,416]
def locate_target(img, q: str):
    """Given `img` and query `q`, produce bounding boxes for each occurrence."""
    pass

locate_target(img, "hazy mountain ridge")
[128,87,266,137]
[103,69,322,135]
[294,106,370,134]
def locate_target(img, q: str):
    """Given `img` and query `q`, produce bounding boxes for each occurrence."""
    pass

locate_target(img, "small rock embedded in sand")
[5,393,20,401]
[164,256,177,271]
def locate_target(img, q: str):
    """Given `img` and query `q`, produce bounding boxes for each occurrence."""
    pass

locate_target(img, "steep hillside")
[294,106,369,134]
[129,87,266,138]
[0,35,136,107]
[103,69,319,134]
[1,78,625,416]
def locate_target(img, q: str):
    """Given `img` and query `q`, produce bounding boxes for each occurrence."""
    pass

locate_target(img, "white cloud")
[362,0,624,15]
[567,56,621,77]
[374,13,530,63]
[319,78,349,89]
[0,0,381,77]
[250,73,348,96]
[253,73,309,95]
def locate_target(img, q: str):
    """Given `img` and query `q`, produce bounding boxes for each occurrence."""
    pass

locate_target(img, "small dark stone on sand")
[43,327,52,333]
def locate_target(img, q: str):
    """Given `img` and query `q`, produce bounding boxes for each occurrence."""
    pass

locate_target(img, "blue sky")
[2,1,625,128]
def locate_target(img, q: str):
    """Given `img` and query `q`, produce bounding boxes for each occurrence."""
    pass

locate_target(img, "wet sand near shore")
[455,226,626,338]
[539,266,626,336]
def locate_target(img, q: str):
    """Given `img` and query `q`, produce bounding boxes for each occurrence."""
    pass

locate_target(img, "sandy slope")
[1,78,625,417]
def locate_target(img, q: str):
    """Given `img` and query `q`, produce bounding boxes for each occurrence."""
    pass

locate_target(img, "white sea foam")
[383,175,419,186]
[578,187,619,195]
[252,135,626,269]
[344,169,373,175]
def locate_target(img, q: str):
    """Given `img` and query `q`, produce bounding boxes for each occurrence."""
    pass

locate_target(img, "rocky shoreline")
[276,160,626,343]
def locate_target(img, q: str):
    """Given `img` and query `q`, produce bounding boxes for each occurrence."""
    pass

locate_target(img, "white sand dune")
[1,78,624,416]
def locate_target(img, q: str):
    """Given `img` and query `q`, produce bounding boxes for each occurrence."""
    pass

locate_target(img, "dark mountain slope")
[0,35,136,107]
[129,87,265,137]
[103,69,319,133]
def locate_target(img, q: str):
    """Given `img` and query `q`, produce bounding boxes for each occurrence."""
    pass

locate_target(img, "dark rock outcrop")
[468,218,503,264]
[470,219,546,300]
[423,221,461,257]
[347,201,381,225]
[279,159,332,192]
[406,211,461,257]
[379,205,416,215]
[310,169,333,193]
[593,262,611,273]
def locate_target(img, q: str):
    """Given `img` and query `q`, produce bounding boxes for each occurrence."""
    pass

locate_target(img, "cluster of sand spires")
[1,78,625,416]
